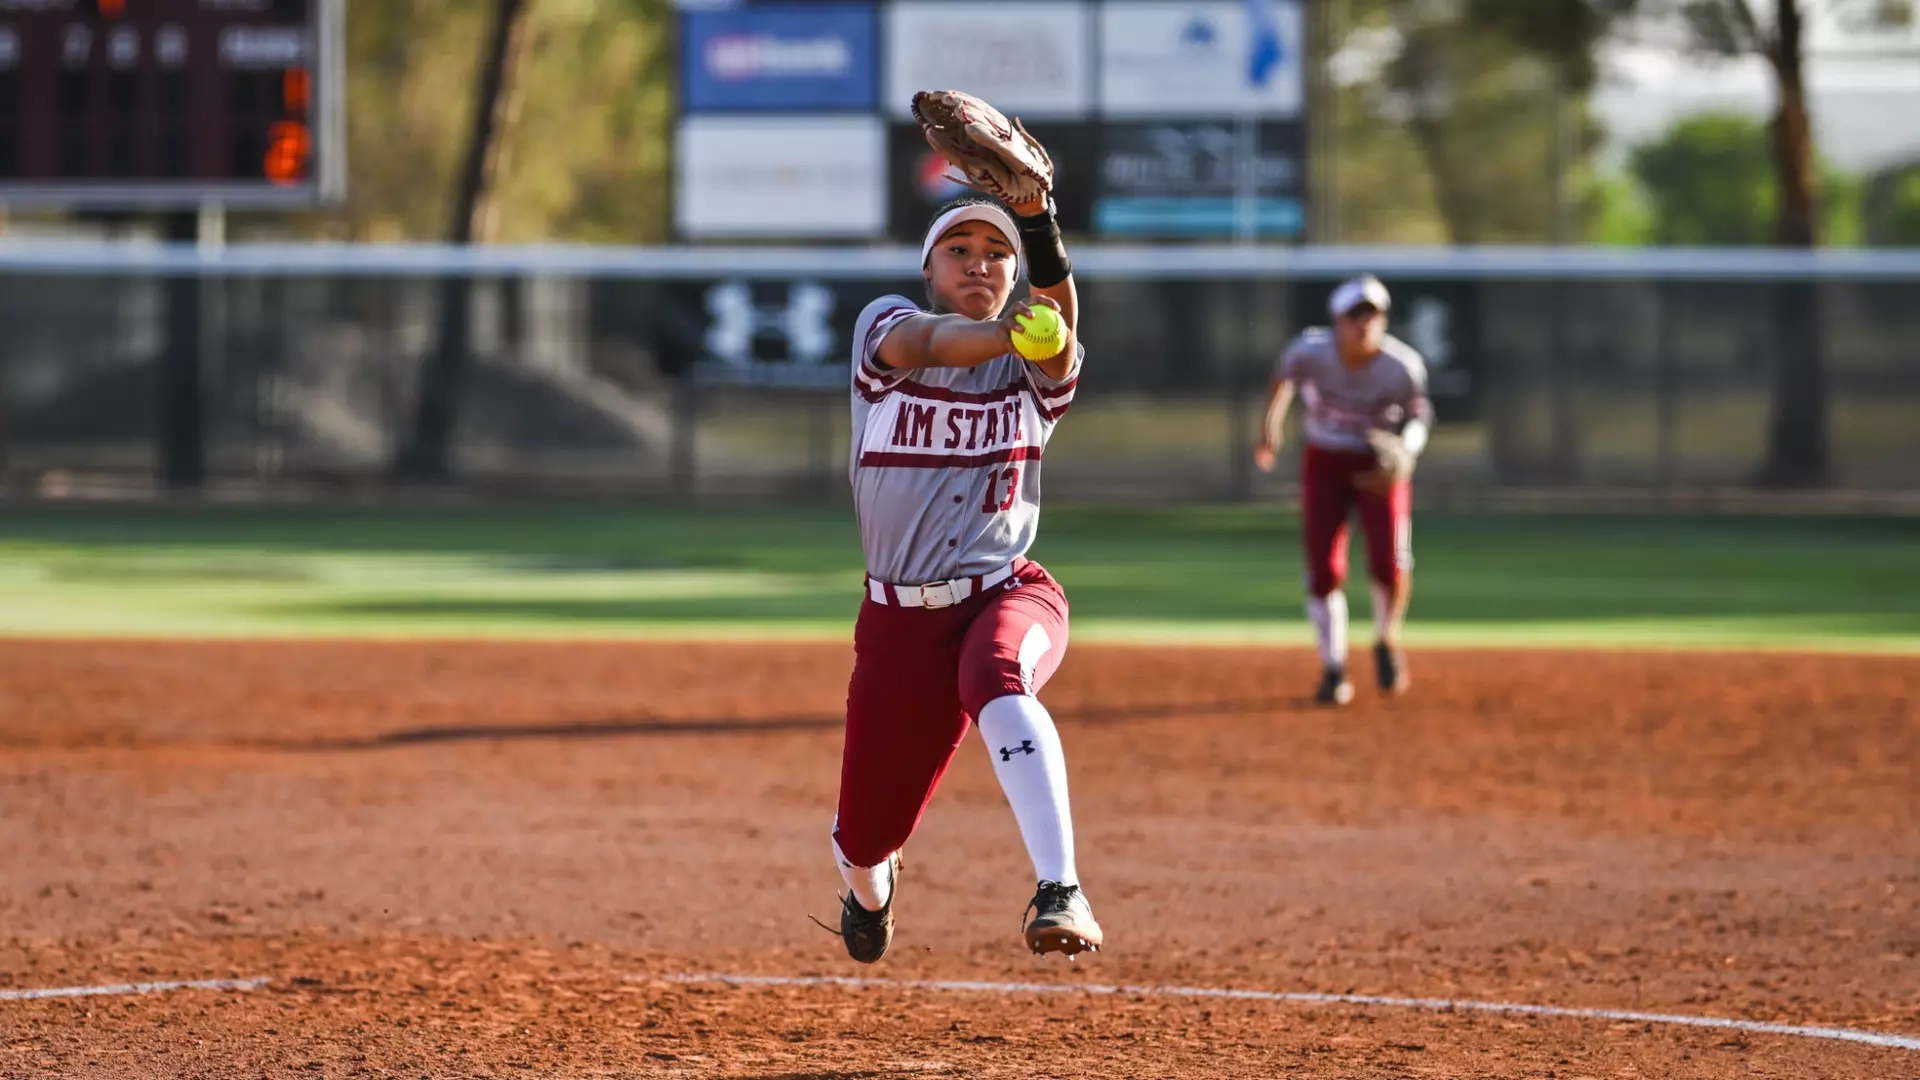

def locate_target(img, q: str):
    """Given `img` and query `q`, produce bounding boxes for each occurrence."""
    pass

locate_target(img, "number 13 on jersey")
[983,466,1020,514]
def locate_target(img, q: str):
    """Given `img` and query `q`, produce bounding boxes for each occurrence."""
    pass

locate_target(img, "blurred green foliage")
[1462,0,1641,92]
[1631,114,1778,244]
[1330,0,1612,243]
[325,0,673,243]
[1872,168,1920,245]
[1625,113,1862,246]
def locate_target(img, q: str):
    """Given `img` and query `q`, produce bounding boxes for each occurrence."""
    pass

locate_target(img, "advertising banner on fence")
[645,272,1474,409]
[679,3,879,111]
[675,116,886,238]
[1099,0,1304,118]
[655,277,911,388]
[888,122,1094,240]
[680,3,878,111]
[1093,120,1304,238]
[884,1,1092,119]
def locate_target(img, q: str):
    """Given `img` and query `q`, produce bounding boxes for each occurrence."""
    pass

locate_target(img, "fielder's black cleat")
[838,853,901,964]
[1374,642,1410,695]
[1315,665,1355,706]
[1023,880,1103,957]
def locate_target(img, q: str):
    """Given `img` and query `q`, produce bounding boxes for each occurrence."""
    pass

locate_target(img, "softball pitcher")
[828,91,1100,963]
[1255,275,1434,706]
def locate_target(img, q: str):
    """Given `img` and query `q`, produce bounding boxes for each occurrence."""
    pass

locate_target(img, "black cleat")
[1023,881,1103,957]
[1374,642,1410,695]
[1314,665,1356,706]
[838,853,901,964]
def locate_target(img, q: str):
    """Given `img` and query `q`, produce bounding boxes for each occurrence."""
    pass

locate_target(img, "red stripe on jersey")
[854,364,898,402]
[1031,380,1076,421]
[891,377,1029,406]
[1022,366,1079,421]
[857,357,897,387]
[853,307,921,401]
[858,445,1043,470]
[856,360,902,392]
[861,308,919,370]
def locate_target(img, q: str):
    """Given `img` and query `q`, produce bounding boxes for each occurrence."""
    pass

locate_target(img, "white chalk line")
[0,977,269,1002]
[657,972,1920,1053]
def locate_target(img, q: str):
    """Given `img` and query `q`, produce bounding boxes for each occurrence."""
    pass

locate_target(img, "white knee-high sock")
[976,694,1077,886]
[1371,580,1399,644]
[833,835,892,912]
[1307,591,1349,667]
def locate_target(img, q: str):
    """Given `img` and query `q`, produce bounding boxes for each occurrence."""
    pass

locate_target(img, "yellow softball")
[1010,304,1064,361]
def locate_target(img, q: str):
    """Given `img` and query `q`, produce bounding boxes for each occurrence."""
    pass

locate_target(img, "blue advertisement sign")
[1094,197,1303,237]
[1092,120,1306,238]
[681,4,878,112]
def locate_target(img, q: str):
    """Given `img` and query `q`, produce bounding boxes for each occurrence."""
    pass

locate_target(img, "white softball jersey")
[849,294,1082,586]
[1278,329,1434,454]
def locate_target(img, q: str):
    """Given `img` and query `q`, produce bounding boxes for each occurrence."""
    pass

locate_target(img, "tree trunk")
[391,0,530,482]
[1407,112,1476,244]
[1759,0,1828,487]
[1770,0,1816,248]
[1382,6,1476,245]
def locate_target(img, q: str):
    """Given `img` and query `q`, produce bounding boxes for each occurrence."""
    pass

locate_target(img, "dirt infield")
[0,640,1915,1078]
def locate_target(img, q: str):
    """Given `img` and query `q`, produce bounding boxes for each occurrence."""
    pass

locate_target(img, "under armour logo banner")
[999,740,1036,762]
[661,278,892,389]
[705,280,835,367]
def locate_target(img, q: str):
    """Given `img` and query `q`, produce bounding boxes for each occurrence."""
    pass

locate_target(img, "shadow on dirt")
[293,696,1307,752]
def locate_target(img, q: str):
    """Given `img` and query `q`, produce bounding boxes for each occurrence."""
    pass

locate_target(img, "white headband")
[920,203,1023,272]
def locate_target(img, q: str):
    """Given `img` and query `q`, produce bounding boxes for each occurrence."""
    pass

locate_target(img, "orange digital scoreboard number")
[0,0,334,206]
[264,68,310,185]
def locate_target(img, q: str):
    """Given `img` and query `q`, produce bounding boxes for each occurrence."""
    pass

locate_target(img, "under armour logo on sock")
[998,740,1036,762]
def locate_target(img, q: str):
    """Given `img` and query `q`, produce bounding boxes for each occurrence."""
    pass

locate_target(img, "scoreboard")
[0,0,343,208]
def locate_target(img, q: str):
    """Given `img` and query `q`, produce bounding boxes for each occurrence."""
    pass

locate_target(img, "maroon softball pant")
[1302,443,1413,598]
[831,559,1070,869]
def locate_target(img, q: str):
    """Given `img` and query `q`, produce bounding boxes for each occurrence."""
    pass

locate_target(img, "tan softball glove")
[910,89,1054,207]
[1367,428,1417,483]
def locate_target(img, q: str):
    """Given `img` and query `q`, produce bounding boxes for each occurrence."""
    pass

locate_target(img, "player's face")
[924,224,1017,319]
[1335,304,1387,357]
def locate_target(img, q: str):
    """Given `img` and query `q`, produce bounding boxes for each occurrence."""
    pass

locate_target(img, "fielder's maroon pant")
[832,558,1070,870]
[1302,443,1412,597]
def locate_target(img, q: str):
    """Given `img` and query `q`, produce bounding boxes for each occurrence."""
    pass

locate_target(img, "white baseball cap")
[921,202,1023,273]
[1329,274,1391,318]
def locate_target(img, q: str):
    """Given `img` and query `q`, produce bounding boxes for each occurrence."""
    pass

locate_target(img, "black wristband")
[1014,202,1072,289]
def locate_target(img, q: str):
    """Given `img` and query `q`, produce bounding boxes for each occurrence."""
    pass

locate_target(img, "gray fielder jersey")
[1278,329,1434,454]
[850,294,1083,585]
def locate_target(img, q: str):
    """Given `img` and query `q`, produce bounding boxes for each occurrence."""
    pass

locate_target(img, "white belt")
[867,563,1016,609]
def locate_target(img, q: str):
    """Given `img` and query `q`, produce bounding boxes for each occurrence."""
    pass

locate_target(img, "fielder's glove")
[911,90,1054,206]
[1366,428,1417,483]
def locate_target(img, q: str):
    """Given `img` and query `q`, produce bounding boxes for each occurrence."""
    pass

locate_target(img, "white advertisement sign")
[884,2,1092,120]
[1100,0,1304,118]
[675,116,886,237]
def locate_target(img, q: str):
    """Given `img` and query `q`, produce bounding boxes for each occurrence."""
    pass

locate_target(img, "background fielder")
[1255,275,1434,706]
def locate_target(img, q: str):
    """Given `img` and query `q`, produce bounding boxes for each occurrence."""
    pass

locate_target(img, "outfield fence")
[2,243,1918,505]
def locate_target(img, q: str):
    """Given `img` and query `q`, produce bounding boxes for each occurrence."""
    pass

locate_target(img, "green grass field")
[1,502,1917,651]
